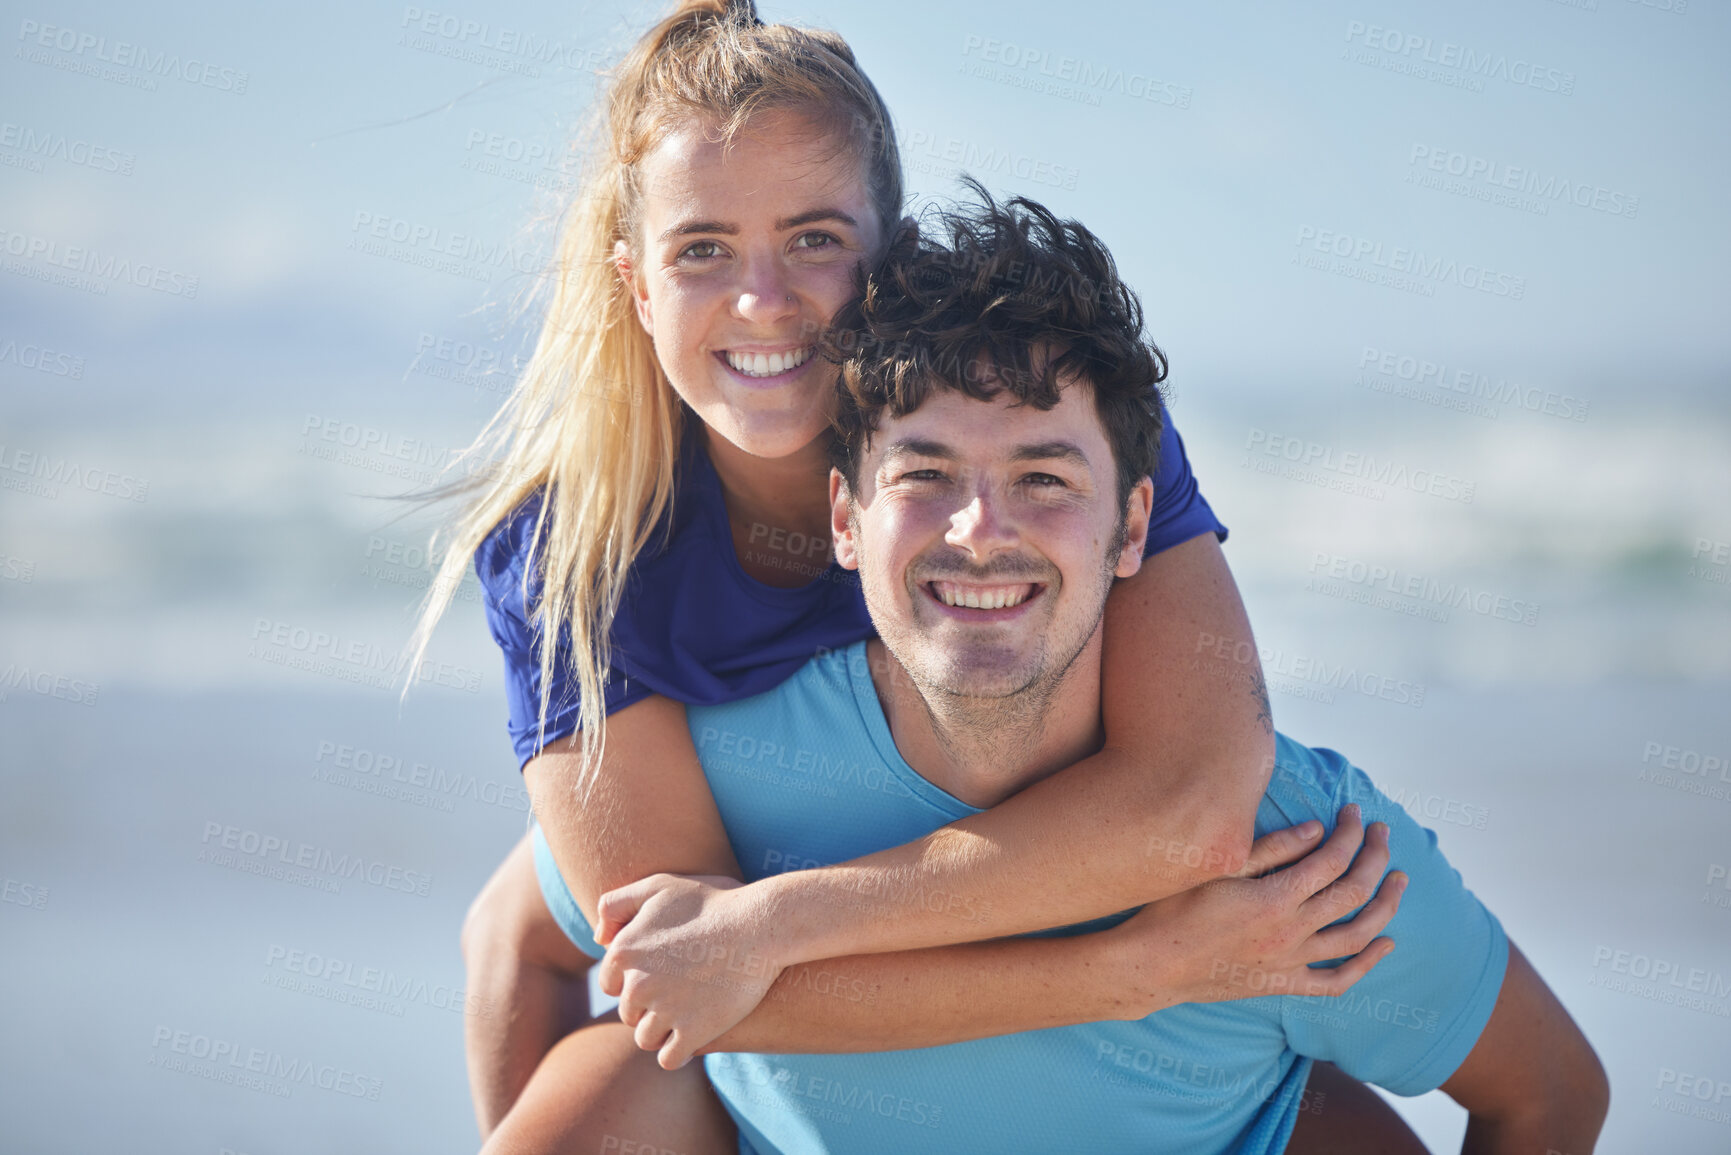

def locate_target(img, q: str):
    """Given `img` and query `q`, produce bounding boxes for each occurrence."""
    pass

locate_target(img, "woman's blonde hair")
[406,0,902,793]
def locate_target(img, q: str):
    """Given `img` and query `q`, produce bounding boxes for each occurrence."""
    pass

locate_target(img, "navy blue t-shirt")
[477,415,1226,768]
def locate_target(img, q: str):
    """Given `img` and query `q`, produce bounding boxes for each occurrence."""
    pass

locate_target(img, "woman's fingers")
[1302,871,1407,963]
[1263,804,1364,903]
[1302,821,1391,923]
[633,1008,670,1055]
[1237,820,1325,878]
[1287,936,1397,999]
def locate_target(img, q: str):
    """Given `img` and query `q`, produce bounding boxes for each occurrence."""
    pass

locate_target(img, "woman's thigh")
[481,1015,738,1155]
[1285,1060,1430,1154]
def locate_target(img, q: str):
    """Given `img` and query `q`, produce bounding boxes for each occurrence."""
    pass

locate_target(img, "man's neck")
[863,636,1105,809]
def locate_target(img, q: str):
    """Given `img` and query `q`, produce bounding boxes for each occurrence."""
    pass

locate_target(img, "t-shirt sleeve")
[1267,746,1509,1097]
[475,505,653,770]
[1144,413,1228,556]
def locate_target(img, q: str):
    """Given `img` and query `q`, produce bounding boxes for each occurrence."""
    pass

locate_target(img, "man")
[493,194,1608,1153]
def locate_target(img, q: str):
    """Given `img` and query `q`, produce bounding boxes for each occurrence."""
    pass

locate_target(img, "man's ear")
[1114,476,1155,578]
[829,468,860,571]
[613,239,653,336]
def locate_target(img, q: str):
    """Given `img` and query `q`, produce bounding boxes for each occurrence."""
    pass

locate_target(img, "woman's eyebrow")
[659,219,737,242]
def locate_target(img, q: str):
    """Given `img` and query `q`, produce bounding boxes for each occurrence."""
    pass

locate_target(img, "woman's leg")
[481,1015,738,1155]
[1285,1060,1431,1154]
[463,832,598,1136]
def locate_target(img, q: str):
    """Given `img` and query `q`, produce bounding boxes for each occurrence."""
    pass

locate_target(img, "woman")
[413,2,1425,1151]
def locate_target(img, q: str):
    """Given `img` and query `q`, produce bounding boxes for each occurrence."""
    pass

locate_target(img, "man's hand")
[596,873,785,1070]
[1113,804,1407,1013]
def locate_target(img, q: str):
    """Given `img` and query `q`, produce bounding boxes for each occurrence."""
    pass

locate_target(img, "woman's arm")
[694,814,1403,1058]
[611,533,1272,968]
[525,694,742,929]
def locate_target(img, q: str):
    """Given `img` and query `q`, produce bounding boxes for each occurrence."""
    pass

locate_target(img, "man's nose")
[945,487,1020,559]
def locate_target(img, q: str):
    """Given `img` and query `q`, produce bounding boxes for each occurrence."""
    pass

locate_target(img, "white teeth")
[933,583,1032,609]
[725,347,813,377]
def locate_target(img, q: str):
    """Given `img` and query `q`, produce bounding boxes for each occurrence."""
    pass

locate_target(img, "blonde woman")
[415,2,1428,1150]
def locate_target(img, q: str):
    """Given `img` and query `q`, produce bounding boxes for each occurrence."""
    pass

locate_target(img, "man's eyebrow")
[879,438,955,467]
[1009,441,1092,469]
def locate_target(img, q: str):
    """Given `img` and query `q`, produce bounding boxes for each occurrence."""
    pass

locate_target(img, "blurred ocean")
[3,0,1729,1151]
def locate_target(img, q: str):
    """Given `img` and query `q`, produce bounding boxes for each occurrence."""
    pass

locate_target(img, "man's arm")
[628,533,1273,968]
[1439,941,1610,1154]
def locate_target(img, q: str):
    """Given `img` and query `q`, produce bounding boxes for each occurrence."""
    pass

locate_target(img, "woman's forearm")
[702,927,1140,1055]
[765,534,1276,966]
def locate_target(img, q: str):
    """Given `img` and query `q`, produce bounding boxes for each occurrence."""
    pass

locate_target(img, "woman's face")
[619,108,886,459]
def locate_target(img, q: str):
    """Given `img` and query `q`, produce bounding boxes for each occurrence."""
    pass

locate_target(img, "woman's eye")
[680,240,724,260]
[793,231,838,251]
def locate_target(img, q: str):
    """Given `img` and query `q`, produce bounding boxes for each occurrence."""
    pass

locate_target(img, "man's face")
[831,376,1152,701]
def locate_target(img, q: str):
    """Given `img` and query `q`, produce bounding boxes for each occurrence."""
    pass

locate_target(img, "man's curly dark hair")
[824,179,1167,509]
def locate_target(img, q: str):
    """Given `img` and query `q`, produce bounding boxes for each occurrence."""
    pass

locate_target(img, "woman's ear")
[613,239,653,336]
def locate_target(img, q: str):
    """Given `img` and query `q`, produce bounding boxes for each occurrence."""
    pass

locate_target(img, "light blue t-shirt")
[532,641,1507,1154]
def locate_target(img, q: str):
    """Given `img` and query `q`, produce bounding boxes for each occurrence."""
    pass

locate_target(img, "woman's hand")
[1114,804,1407,1013]
[595,873,786,1071]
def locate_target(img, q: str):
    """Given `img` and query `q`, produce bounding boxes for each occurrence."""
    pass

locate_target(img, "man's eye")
[902,469,947,482]
[1024,473,1066,487]
[680,240,724,260]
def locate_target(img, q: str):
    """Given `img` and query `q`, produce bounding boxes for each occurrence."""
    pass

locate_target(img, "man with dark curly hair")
[513,189,1607,1154]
